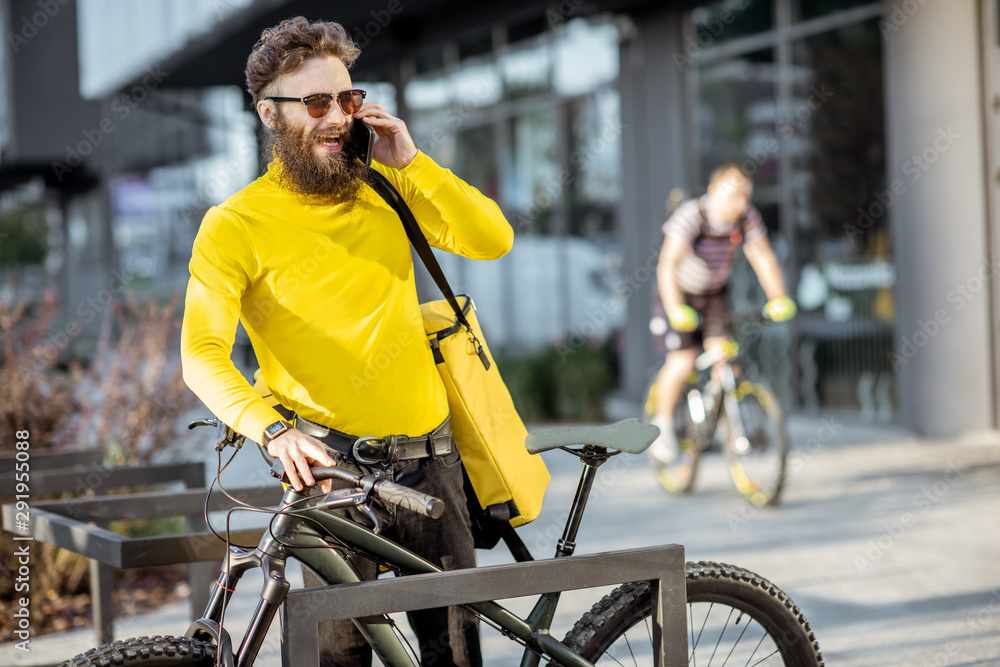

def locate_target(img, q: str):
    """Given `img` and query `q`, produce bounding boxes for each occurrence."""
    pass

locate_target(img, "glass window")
[788,19,891,411]
[454,125,498,201]
[501,39,552,99]
[567,93,622,240]
[402,17,626,359]
[692,0,773,46]
[790,21,885,263]
[553,19,620,96]
[696,48,779,212]
[504,107,561,234]
[793,0,878,22]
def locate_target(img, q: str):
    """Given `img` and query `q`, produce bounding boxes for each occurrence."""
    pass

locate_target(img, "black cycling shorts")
[665,289,730,351]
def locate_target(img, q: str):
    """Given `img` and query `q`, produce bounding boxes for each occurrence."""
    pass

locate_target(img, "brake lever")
[215,421,245,453]
[356,503,382,535]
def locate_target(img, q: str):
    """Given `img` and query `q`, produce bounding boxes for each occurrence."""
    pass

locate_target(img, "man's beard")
[268,113,369,203]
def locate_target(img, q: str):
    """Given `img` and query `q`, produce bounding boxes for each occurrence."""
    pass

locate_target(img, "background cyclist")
[650,163,796,464]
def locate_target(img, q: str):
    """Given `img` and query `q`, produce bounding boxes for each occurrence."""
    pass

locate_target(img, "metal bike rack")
[1,478,282,646]
[281,544,687,667]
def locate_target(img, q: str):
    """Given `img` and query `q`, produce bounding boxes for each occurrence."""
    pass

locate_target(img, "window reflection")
[692,0,773,45]
[793,0,878,22]
[403,18,627,354]
[697,49,779,214]
[691,7,892,416]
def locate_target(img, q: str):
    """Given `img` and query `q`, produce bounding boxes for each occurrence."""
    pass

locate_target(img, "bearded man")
[180,16,513,667]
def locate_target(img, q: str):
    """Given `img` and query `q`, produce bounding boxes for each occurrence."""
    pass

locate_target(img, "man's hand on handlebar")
[267,429,337,493]
[668,304,699,332]
[763,295,797,322]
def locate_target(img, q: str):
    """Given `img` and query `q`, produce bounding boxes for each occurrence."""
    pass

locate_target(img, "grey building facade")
[3,0,998,437]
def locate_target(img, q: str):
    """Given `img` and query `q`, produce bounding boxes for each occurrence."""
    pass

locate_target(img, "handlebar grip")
[373,480,444,519]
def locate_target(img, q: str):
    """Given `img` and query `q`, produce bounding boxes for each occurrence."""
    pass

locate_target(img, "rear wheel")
[60,636,217,667]
[644,376,702,493]
[724,381,788,506]
[563,561,824,666]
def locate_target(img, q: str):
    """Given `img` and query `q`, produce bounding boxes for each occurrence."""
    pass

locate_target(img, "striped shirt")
[662,197,767,294]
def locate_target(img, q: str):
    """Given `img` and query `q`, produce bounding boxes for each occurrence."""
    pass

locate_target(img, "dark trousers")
[302,446,481,667]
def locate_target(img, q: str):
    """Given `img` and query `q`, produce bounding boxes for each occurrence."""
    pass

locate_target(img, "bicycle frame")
[189,453,611,667]
[687,349,748,452]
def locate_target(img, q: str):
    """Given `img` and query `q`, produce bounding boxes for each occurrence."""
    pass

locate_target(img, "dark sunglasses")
[265,89,366,118]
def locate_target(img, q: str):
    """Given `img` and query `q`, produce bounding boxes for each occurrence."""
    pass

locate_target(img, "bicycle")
[644,316,789,506]
[61,417,821,666]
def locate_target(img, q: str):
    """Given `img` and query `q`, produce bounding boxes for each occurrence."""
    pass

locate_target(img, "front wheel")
[724,381,788,506]
[60,636,217,667]
[562,561,824,666]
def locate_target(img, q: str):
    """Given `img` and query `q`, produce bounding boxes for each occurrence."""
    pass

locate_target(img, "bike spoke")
[707,606,737,665]
[623,630,638,666]
[747,644,779,667]
[719,612,751,666]
[691,601,713,657]
[690,601,698,667]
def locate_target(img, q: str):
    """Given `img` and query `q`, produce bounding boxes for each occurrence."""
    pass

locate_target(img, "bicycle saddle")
[525,419,660,455]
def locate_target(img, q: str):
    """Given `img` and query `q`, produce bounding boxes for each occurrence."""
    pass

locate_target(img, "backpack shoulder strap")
[364,167,472,331]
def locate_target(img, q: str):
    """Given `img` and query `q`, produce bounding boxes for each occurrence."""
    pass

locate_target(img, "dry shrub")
[0,290,199,640]
[54,292,197,465]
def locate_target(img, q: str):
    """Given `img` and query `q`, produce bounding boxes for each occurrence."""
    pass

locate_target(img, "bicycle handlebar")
[276,462,445,519]
[373,479,445,519]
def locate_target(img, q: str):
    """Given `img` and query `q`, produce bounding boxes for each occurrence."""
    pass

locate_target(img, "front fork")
[717,363,749,453]
[187,514,298,667]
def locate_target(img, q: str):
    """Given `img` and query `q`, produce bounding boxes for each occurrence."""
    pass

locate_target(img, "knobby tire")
[562,561,823,666]
[60,636,217,667]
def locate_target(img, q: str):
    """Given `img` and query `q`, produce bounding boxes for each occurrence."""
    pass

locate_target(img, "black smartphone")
[348,118,376,167]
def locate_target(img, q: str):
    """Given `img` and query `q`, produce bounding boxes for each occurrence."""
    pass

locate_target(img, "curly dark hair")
[246,17,361,105]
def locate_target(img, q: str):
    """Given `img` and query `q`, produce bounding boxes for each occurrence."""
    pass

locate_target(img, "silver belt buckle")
[352,436,386,465]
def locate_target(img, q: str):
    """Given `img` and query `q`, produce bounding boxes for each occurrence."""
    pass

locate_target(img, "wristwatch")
[261,419,291,447]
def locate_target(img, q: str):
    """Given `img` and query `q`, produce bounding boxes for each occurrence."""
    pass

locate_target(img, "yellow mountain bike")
[645,324,789,507]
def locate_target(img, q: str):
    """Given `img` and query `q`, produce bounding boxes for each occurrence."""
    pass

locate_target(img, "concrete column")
[618,9,692,405]
[884,0,994,434]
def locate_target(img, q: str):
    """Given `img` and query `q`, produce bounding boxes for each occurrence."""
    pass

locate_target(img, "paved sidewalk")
[3,415,1000,666]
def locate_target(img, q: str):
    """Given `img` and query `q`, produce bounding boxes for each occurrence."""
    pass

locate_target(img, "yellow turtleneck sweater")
[181,151,513,442]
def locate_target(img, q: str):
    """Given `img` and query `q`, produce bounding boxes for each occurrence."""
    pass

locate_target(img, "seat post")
[554,448,608,558]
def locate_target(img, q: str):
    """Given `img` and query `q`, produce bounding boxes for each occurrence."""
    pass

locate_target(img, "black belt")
[293,414,453,465]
